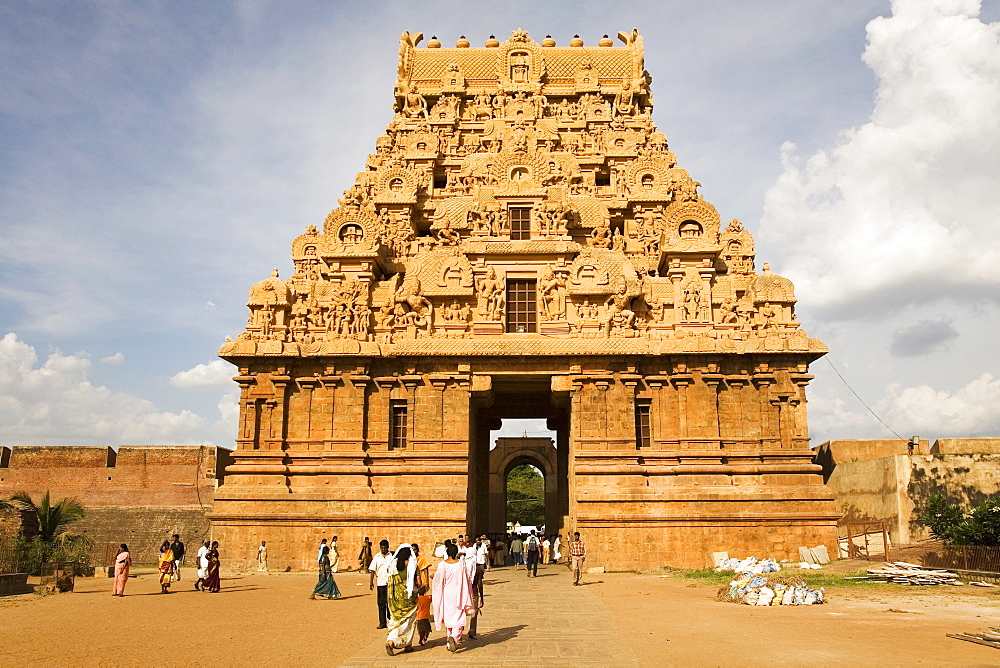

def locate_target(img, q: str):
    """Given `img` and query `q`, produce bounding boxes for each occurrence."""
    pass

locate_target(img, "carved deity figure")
[603,283,636,335]
[402,84,428,118]
[681,280,709,321]
[539,265,567,320]
[591,223,612,248]
[614,79,636,117]
[718,298,739,324]
[435,219,460,246]
[476,267,505,321]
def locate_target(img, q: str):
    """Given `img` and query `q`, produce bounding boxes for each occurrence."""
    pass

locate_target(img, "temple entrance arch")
[489,437,559,535]
[467,379,570,537]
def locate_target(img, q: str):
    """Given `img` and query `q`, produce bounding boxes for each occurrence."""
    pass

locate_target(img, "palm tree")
[7,491,88,559]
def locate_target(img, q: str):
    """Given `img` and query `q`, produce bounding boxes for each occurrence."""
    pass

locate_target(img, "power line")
[824,355,907,441]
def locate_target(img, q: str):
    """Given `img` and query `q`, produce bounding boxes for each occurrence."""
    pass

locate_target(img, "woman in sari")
[112,544,131,596]
[310,538,341,599]
[384,544,418,656]
[158,540,174,594]
[202,540,221,593]
[432,542,475,653]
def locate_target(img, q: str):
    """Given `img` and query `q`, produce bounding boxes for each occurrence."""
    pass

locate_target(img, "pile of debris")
[863,562,963,585]
[718,573,825,606]
[714,556,781,574]
[948,626,1000,650]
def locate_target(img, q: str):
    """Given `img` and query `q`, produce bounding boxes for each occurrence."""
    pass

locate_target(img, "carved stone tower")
[211,30,839,570]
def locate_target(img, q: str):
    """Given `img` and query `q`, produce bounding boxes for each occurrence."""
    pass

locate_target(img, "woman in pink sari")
[432,543,475,653]
[112,544,131,596]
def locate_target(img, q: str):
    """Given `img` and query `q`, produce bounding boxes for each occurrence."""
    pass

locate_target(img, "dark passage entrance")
[467,377,570,536]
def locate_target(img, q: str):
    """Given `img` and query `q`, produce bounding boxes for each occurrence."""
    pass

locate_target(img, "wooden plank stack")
[948,626,1000,650]
[865,561,963,585]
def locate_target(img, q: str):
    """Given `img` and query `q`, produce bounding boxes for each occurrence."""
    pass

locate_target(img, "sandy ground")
[1,563,998,667]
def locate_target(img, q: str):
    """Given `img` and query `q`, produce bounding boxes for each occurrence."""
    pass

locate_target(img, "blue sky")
[1,0,998,447]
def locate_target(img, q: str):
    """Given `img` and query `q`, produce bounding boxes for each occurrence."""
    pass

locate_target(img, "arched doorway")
[487,436,561,536]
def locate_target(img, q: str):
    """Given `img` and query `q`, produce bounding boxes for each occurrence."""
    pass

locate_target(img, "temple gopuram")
[212,30,839,570]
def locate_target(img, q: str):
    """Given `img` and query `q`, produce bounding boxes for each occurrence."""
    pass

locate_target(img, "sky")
[1,0,998,449]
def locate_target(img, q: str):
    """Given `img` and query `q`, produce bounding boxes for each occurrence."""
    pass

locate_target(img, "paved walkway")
[340,564,639,667]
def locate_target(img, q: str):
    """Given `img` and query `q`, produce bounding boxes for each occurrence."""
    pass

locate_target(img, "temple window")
[389,400,408,449]
[506,279,537,333]
[509,206,531,240]
[635,401,651,449]
[389,178,404,192]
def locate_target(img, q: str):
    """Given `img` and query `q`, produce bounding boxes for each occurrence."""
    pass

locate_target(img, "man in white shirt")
[194,540,210,591]
[473,535,488,604]
[368,540,392,629]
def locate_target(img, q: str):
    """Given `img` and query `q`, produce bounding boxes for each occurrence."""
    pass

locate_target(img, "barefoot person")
[203,541,222,593]
[157,540,174,594]
[310,538,341,599]
[384,544,418,656]
[432,543,475,653]
[256,541,268,572]
[112,544,131,596]
[194,540,209,591]
[369,540,392,629]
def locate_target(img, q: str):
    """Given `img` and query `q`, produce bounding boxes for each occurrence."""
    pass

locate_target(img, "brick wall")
[0,445,232,564]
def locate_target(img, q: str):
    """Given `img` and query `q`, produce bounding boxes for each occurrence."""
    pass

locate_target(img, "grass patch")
[667,567,905,589]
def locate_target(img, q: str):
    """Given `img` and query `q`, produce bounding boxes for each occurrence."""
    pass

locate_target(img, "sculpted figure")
[476,267,505,321]
[614,79,636,117]
[539,265,567,320]
[402,84,428,118]
[718,298,738,324]
[435,219,460,246]
[591,223,611,248]
[603,283,636,335]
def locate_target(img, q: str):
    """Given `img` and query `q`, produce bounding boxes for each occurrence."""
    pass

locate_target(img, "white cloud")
[100,352,125,365]
[0,332,210,445]
[759,0,1000,318]
[809,370,1000,443]
[170,359,234,389]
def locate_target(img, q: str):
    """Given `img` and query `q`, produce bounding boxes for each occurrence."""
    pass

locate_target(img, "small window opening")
[635,401,651,449]
[390,401,408,450]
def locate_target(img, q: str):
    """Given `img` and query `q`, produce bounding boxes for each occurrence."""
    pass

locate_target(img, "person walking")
[541,535,551,565]
[256,541,268,572]
[311,538,341,599]
[157,540,174,594]
[432,542,475,653]
[525,531,540,577]
[169,534,185,581]
[358,536,373,572]
[384,544,418,656]
[509,534,523,570]
[203,541,222,592]
[551,533,562,564]
[569,531,586,586]
[330,535,340,572]
[194,540,210,591]
[112,544,131,596]
[369,539,392,629]
[473,535,488,605]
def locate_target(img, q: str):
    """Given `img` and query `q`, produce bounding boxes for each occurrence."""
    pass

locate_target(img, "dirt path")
[1,563,998,667]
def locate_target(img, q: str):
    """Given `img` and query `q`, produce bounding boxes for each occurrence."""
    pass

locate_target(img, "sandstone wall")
[0,445,231,564]
[817,439,1000,545]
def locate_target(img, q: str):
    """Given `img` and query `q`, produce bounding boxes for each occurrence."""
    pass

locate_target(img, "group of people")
[110,533,220,597]
[351,531,585,655]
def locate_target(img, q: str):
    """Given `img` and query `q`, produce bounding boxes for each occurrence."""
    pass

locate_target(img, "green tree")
[6,491,90,563]
[506,464,545,528]
[917,493,1000,546]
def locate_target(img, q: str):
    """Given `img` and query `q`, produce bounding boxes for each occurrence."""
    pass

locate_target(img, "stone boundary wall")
[815,438,1000,545]
[0,445,233,564]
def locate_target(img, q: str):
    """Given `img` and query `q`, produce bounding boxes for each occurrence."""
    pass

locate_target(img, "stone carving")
[232,29,816,350]
[539,264,568,320]
[475,267,505,321]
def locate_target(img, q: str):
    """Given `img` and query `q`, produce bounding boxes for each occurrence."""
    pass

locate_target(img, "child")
[416,584,432,645]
